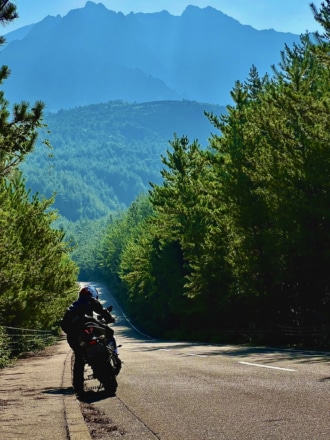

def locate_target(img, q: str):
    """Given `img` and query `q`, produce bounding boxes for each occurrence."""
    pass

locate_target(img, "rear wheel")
[102,364,118,396]
[92,359,118,396]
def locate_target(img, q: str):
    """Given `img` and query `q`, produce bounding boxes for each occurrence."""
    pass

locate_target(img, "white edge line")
[187,353,207,357]
[239,361,296,372]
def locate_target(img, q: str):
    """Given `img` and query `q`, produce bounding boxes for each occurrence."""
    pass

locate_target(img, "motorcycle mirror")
[107,305,113,312]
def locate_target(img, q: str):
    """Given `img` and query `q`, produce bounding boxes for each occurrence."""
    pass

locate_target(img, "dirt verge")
[80,401,125,438]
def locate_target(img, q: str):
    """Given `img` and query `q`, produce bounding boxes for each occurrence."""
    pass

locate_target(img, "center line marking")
[239,361,296,372]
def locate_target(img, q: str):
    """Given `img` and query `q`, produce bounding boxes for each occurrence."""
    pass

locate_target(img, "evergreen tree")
[0,2,45,178]
[0,2,78,331]
[96,0,330,344]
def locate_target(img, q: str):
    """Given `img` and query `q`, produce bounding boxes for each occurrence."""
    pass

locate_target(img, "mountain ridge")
[1,2,300,111]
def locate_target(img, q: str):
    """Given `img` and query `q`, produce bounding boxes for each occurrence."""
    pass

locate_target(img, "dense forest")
[0,2,78,365]
[85,3,330,348]
[20,100,225,221]
[19,100,224,274]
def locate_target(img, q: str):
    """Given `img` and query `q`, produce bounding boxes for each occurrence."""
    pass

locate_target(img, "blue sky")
[4,0,324,34]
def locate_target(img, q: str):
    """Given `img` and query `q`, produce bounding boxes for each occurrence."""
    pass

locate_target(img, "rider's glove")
[106,314,115,324]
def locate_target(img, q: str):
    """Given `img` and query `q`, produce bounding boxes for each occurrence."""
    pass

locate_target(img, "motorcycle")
[74,306,121,396]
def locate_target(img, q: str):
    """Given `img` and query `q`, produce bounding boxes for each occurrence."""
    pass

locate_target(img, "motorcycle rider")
[61,284,120,397]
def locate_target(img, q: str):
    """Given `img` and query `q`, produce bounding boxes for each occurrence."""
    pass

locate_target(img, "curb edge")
[63,349,91,440]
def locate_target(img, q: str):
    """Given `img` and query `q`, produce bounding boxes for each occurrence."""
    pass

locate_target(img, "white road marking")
[239,361,296,371]
[187,353,207,357]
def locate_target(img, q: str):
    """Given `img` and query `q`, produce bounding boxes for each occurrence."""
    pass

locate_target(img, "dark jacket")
[61,296,115,347]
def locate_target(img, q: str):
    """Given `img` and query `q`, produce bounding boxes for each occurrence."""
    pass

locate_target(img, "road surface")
[82,282,330,440]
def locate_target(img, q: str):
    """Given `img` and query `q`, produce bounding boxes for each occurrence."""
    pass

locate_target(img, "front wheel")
[107,347,122,376]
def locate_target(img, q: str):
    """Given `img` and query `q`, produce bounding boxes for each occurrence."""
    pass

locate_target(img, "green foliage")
[98,194,154,287]
[0,2,79,337]
[20,100,224,222]
[97,2,330,344]
[54,215,112,280]
[0,175,78,328]
[121,236,188,336]
[0,2,45,179]
[205,23,330,327]
[0,326,11,368]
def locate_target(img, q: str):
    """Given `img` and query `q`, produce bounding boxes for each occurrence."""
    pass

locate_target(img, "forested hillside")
[91,4,330,348]
[21,100,225,221]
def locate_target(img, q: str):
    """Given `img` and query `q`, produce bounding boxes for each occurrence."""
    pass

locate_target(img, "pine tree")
[0,2,78,330]
[0,1,45,178]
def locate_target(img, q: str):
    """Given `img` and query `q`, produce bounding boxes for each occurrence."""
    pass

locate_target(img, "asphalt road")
[86,283,330,440]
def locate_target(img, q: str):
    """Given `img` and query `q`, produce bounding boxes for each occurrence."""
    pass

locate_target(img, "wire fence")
[1,323,329,362]
[2,326,58,357]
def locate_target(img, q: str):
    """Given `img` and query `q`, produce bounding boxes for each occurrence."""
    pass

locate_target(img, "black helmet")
[79,285,99,300]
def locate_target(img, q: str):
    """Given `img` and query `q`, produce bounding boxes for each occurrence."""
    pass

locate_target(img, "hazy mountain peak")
[83,1,109,13]
[182,5,243,25]
[3,24,34,44]
[1,3,300,110]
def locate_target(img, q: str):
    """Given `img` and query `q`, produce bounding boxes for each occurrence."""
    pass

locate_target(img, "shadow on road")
[96,284,330,367]
[116,323,330,366]
[81,389,117,403]
[42,386,74,395]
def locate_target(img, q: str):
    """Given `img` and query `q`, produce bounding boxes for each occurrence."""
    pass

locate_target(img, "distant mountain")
[3,24,34,46]
[1,1,300,111]
[20,99,225,221]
